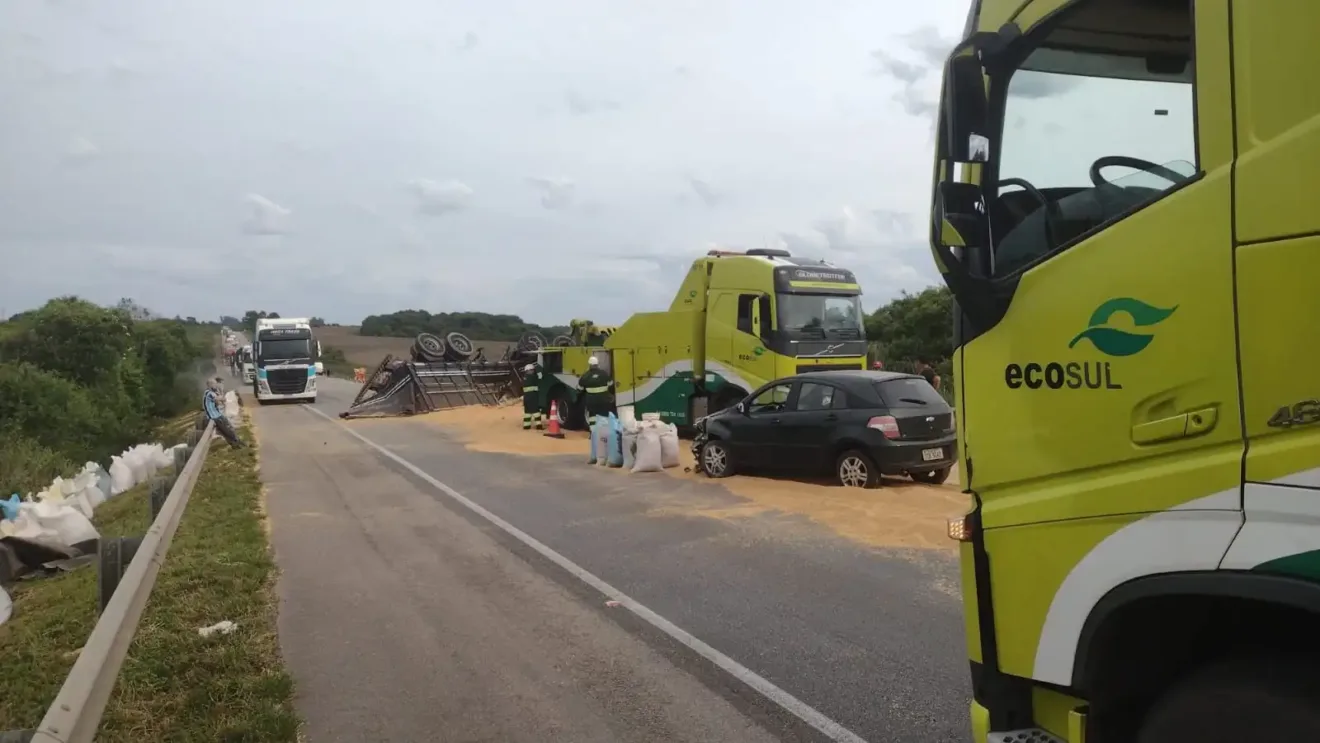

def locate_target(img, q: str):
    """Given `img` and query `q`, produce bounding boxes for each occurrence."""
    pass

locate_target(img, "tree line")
[864,285,955,398]
[0,297,213,495]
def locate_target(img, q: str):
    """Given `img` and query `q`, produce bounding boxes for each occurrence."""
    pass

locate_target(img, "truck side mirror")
[944,53,990,163]
[934,181,990,254]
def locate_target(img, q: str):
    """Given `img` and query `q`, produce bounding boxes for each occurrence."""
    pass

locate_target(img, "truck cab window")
[737,295,755,335]
[992,1,1196,276]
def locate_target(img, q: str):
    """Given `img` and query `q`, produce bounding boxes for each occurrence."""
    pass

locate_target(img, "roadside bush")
[0,298,209,496]
[0,435,78,499]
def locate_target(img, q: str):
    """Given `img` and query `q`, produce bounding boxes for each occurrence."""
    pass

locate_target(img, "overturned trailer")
[338,331,548,419]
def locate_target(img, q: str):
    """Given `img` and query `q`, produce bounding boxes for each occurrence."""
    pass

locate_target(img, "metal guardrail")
[2,419,216,743]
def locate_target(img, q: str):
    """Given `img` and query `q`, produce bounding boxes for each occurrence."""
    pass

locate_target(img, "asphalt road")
[245,374,972,743]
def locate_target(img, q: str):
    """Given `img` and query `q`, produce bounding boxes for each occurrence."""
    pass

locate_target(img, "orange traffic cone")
[544,400,565,439]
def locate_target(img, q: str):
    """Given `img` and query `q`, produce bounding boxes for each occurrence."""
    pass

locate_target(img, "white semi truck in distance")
[240,344,256,383]
[252,317,321,404]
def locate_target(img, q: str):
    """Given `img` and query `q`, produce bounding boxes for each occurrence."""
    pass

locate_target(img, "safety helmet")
[524,364,534,372]
[588,356,599,366]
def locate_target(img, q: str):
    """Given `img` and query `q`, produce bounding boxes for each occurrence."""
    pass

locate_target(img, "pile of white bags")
[629,413,681,474]
[2,441,187,550]
[223,390,241,426]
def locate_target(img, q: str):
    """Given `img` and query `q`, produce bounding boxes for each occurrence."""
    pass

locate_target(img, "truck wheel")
[552,388,586,431]
[1136,654,1320,743]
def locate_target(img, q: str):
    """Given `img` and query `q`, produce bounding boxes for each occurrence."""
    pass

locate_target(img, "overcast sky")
[0,0,1190,326]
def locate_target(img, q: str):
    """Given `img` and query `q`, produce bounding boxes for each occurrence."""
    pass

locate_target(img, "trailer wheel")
[415,333,447,362]
[518,332,547,353]
[444,332,474,361]
[551,334,577,347]
[1136,654,1320,743]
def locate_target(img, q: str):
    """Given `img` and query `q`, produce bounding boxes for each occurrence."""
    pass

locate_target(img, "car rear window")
[873,378,946,408]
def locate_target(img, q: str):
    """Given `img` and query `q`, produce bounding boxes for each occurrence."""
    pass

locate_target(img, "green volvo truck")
[931,1,1320,741]
[539,248,868,429]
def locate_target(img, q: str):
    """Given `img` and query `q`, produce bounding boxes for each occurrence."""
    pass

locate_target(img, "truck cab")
[252,317,320,404]
[931,1,1320,742]
[240,345,256,384]
[538,248,868,429]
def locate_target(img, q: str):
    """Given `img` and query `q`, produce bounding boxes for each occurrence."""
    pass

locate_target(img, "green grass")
[0,414,299,741]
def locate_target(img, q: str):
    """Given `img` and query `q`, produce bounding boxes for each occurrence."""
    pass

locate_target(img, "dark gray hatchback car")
[695,370,958,488]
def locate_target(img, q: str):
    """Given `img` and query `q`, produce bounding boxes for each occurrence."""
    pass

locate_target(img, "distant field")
[316,326,517,368]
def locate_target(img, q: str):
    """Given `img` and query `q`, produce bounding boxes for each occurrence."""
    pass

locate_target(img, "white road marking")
[303,404,869,743]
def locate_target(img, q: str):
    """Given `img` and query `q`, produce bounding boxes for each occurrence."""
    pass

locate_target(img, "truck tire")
[415,333,447,362]
[551,387,586,431]
[518,332,547,353]
[551,334,576,347]
[1136,654,1320,743]
[444,332,474,361]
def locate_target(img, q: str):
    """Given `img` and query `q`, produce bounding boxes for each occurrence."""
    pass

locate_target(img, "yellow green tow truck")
[931,1,1320,741]
[538,248,868,429]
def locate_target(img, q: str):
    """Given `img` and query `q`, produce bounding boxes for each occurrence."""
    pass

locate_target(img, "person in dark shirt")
[203,378,244,448]
[918,360,941,391]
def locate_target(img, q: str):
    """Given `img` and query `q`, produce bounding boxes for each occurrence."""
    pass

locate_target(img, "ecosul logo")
[1005,297,1177,391]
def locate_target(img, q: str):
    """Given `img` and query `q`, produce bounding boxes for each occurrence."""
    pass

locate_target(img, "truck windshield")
[992,40,1195,276]
[777,294,864,339]
[257,338,311,362]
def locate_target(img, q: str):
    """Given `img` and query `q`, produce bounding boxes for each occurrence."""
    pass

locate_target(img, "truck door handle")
[1131,407,1218,445]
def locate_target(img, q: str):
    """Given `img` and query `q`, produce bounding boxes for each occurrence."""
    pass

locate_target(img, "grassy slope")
[0,413,299,741]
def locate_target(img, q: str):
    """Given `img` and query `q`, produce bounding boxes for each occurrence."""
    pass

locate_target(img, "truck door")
[731,293,777,390]
[933,0,1243,686]
[1219,1,1320,576]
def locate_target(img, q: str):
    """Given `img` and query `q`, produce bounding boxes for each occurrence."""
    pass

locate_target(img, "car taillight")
[867,415,900,439]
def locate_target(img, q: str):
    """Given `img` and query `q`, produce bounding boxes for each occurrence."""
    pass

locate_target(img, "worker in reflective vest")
[577,356,615,419]
[521,363,544,430]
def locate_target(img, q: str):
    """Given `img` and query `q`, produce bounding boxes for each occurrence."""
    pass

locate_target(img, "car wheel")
[836,449,880,488]
[912,466,951,485]
[700,440,735,478]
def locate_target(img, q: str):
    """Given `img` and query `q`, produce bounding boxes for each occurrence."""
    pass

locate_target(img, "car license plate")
[922,447,944,462]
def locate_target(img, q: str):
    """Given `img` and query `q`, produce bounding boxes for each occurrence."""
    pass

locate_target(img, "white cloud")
[242,194,292,236]
[408,178,473,216]
[525,176,576,210]
[63,136,98,164]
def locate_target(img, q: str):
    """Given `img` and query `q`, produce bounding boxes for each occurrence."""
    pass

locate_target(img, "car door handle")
[770,418,782,424]
[1131,406,1218,445]
[824,414,838,421]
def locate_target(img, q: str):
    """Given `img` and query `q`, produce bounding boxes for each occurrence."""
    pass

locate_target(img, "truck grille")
[266,368,308,395]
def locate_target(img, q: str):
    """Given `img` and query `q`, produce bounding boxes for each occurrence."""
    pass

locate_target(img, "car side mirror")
[736,402,747,414]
